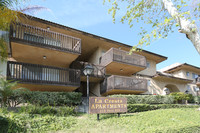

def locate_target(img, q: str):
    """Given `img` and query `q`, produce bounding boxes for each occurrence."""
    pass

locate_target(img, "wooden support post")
[118,113,120,117]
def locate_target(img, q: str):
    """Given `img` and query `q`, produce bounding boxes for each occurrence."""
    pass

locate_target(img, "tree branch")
[162,0,200,54]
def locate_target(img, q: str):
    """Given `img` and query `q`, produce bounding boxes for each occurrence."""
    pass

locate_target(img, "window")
[192,73,198,79]
[147,80,151,86]
[187,85,191,90]
[147,62,150,68]
[195,87,200,92]
[192,73,195,79]
[24,33,61,47]
[186,72,190,77]
[24,33,44,43]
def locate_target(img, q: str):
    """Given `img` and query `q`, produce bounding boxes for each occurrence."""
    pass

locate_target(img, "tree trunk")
[162,0,200,55]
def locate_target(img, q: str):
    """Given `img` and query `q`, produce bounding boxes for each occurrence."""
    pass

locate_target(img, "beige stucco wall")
[88,47,106,65]
[137,59,156,76]
[171,69,198,81]
[171,70,184,78]
[90,83,101,97]
[142,77,189,95]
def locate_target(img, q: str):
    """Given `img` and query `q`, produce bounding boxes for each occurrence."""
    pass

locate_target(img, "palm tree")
[0,78,17,107]
[0,78,28,107]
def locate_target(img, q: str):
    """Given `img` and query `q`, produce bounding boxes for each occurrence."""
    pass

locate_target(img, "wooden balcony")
[10,23,81,67]
[100,75,147,95]
[7,61,81,91]
[99,48,146,76]
[70,61,105,82]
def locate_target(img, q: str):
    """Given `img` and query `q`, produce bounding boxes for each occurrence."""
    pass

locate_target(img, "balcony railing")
[196,77,200,84]
[70,61,105,78]
[101,75,147,94]
[99,48,146,67]
[7,61,80,87]
[10,23,81,54]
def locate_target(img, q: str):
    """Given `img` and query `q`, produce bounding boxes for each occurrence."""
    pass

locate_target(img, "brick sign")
[89,97,127,114]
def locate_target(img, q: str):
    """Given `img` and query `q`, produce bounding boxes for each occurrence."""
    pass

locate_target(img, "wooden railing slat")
[11,23,81,54]
[6,61,80,86]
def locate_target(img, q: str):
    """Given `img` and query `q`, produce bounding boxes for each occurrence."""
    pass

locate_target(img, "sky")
[21,0,200,70]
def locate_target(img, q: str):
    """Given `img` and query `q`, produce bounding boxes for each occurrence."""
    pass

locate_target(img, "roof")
[159,63,182,72]
[159,63,200,74]
[23,14,167,63]
[153,71,193,83]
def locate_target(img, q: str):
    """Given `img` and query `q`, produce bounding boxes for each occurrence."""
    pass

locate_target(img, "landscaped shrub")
[25,91,82,106]
[5,91,82,106]
[111,95,174,104]
[0,115,9,133]
[194,96,200,104]
[7,89,30,107]
[0,77,29,107]
[127,104,199,113]
[19,105,76,116]
[0,112,76,133]
[169,92,194,103]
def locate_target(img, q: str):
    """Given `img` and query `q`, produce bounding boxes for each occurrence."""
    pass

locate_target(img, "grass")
[1,108,200,133]
[63,108,200,133]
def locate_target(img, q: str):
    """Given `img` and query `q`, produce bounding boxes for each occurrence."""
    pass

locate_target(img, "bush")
[169,92,194,103]
[111,95,174,104]
[127,104,199,113]
[0,112,76,132]
[6,91,82,106]
[26,91,82,106]
[19,105,76,116]
[0,115,9,133]
[194,96,200,104]
[7,89,30,107]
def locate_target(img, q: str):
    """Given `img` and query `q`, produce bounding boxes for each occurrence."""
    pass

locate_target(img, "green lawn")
[63,108,200,133]
[1,108,200,133]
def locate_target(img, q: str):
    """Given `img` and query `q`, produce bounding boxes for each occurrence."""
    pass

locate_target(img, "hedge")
[5,91,82,107]
[194,96,200,104]
[0,106,77,132]
[19,105,76,116]
[111,95,175,104]
[127,104,200,113]
[0,113,76,132]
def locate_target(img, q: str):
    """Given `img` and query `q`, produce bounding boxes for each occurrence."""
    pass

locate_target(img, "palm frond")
[20,5,48,15]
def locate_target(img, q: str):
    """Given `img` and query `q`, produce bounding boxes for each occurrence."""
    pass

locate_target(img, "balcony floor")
[11,41,79,68]
[17,83,79,92]
[106,61,146,76]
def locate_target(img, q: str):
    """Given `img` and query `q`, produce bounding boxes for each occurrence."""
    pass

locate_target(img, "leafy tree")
[104,0,200,54]
[0,0,46,60]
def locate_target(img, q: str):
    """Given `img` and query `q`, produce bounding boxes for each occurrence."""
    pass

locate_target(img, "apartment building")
[0,14,199,96]
[156,63,200,96]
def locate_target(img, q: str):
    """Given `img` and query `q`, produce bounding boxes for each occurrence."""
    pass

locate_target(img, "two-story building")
[155,63,200,96]
[0,14,199,96]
